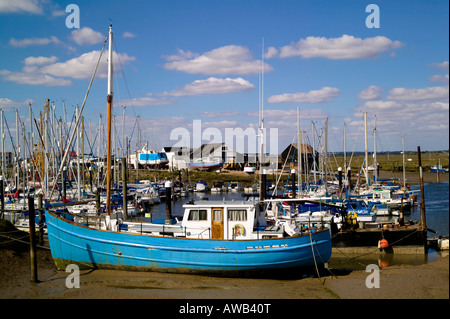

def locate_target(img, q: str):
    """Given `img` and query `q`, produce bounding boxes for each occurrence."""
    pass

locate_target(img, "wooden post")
[0,176,4,219]
[399,197,404,226]
[165,181,172,220]
[38,193,44,246]
[417,146,426,231]
[62,167,66,199]
[96,189,101,216]
[121,157,127,220]
[28,197,38,283]
[437,159,440,183]
[260,169,266,202]
[89,166,93,192]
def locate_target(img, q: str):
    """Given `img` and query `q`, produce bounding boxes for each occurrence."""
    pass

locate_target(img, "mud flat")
[0,247,447,300]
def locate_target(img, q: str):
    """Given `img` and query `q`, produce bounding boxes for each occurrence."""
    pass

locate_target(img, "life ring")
[233,224,245,236]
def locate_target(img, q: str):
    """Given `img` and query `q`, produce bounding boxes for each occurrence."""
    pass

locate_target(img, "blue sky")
[0,0,448,157]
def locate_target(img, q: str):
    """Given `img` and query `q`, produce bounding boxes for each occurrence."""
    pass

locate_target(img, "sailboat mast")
[402,135,406,189]
[364,112,369,186]
[373,115,377,184]
[105,24,114,222]
[1,110,5,178]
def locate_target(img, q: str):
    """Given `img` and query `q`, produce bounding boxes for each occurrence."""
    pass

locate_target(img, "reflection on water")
[328,250,445,271]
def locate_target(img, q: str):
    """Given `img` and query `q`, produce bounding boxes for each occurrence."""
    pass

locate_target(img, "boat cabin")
[181,200,281,240]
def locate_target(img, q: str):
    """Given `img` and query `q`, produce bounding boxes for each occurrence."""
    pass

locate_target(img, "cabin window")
[188,209,207,221]
[213,209,222,222]
[228,209,247,221]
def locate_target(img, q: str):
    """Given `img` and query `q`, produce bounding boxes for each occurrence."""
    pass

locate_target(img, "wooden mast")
[105,24,113,228]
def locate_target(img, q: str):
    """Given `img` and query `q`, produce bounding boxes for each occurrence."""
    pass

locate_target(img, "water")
[411,181,449,237]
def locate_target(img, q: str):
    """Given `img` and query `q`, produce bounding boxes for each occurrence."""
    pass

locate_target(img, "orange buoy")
[378,239,389,249]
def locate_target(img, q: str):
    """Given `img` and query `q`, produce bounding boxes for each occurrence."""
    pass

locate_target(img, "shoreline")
[0,247,448,300]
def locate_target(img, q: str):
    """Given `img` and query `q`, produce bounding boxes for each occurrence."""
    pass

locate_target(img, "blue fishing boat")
[45,200,332,275]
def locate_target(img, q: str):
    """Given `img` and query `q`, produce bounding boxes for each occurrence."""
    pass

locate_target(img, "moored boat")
[45,199,332,275]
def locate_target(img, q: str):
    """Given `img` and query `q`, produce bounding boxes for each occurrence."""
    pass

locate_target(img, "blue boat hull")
[45,210,332,275]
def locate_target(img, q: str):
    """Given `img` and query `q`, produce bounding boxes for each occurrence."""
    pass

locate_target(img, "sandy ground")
[0,247,447,300]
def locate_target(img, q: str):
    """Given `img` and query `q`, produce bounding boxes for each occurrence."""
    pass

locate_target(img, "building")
[280,143,319,172]
[161,146,193,170]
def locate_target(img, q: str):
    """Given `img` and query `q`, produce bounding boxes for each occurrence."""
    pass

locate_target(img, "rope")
[0,232,50,250]
[309,231,322,283]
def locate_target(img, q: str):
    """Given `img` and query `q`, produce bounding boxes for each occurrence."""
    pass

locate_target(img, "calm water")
[141,181,448,270]
[411,181,449,237]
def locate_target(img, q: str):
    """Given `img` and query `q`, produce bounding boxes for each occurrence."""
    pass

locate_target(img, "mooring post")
[0,176,4,219]
[165,181,172,221]
[417,146,427,231]
[62,167,67,200]
[38,193,44,246]
[96,189,101,216]
[260,169,266,203]
[121,157,127,220]
[28,196,38,283]
[417,146,428,253]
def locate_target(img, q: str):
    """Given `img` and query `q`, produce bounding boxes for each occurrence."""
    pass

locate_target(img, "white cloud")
[116,95,176,107]
[387,85,449,102]
[123,32,136,38]
[357,100,404,112]
[167,77,255,96]
[0,50,135,86]
[432,61,449,71]
[354,100,449,138]
[0,0,43,14]
[9,36,61,47]
[264,47,279,59]
[267,87,340,104]
[23,56,58,66]
[41,50,135,79]
[0,97,34,109]
[429,74,449,84]
[164,45,273,75]
[358,85,382,100]
[164,49,198,62]
[0,69,71,86]
[70,27,105,45]
[279,35,403,59]
[51,9,66,17]
[248,108,327,120]
[199,111,241,118]
[0,55,70,86]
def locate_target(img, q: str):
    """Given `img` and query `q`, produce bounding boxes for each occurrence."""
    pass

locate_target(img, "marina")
[0,1,448,302]
[0,25,448,277]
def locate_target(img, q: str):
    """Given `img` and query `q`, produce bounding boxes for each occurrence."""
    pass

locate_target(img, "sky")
[0,0,448,158]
